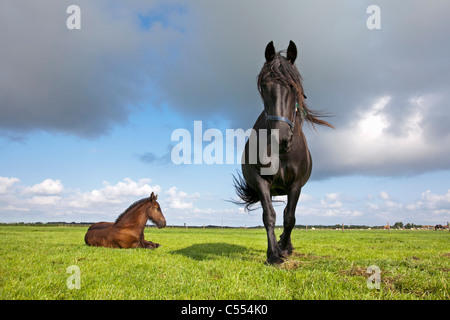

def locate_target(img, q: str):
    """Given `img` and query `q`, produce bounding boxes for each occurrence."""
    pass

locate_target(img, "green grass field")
[0,225,448,300]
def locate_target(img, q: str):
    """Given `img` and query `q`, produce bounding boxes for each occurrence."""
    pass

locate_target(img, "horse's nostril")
[158,219,166,228]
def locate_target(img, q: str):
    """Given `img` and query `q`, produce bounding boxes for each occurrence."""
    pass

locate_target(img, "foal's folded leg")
[142,239,161,249]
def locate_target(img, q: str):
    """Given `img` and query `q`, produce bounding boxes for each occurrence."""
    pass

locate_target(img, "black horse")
[234,41,333,264]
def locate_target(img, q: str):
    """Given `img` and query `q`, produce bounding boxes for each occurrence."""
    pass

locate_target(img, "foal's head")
[147,192,166,228]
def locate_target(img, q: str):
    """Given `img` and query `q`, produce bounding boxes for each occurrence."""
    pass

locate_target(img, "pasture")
[0,225,448,300]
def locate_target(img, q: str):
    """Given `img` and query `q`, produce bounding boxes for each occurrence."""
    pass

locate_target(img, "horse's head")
[147,192,166,228]
[258,41,302,154]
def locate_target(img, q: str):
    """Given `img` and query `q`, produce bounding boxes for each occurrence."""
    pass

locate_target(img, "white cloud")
[309,94,450,178]
[408,189,450,212]
[28,196,61,206]
[299,193,314,202]
[0,177,20,194]
[24,179,64,195]
[68,178,161,208]
[1,175,449,226]
[164,186,200,209]
[422,189,450,205]
[357,96,390,140]
[0,176,207,223]
[100,178,159,197]
[380,191,390,200]
[293,187,450,226]
[325,193,340,202]
[0,177,163,221]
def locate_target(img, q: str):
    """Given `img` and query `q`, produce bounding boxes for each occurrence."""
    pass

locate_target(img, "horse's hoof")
[280,250,289,258]
[277,241,294,256]
[265,255,285,265]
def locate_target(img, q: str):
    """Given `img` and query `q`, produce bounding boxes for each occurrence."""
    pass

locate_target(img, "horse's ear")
[265,41,276,63]
[154,194,158,201]
[150,192,155,201]
[287,40,297,64]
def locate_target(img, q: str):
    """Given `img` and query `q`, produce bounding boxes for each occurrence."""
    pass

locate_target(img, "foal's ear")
[150,192,156,201]
[287,40,297,64]
[265,41,276,63]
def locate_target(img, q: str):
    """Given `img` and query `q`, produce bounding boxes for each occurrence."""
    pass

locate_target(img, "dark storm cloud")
[0,0,183,137]
[2,1,450,178]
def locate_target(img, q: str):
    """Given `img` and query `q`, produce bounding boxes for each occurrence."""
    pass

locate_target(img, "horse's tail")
[231,171,260,211]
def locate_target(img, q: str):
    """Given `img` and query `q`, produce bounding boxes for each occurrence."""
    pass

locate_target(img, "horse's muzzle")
[157,219,166,229]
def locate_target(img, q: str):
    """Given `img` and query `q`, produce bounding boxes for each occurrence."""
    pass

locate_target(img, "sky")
[1,0,450,227]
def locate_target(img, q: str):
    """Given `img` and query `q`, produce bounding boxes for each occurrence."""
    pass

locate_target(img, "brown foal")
[85,192,166,249]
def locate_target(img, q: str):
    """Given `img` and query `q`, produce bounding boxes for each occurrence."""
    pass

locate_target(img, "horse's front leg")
[256,180,285,264]
[278,184,302,255]
[137,234,160,249]
[142,239,160,249]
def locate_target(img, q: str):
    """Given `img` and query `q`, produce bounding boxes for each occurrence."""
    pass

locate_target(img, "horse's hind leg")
[278,184,302,255]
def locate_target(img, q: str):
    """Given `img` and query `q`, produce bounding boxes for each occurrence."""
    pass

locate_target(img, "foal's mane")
[115,197,151,224]
[257,51,334,129]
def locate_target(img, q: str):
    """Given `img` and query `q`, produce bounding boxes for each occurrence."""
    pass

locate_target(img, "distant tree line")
[392,222,424,229]
[0,221,444,229]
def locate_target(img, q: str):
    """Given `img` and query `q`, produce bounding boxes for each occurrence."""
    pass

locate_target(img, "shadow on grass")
[169,242,255,261]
